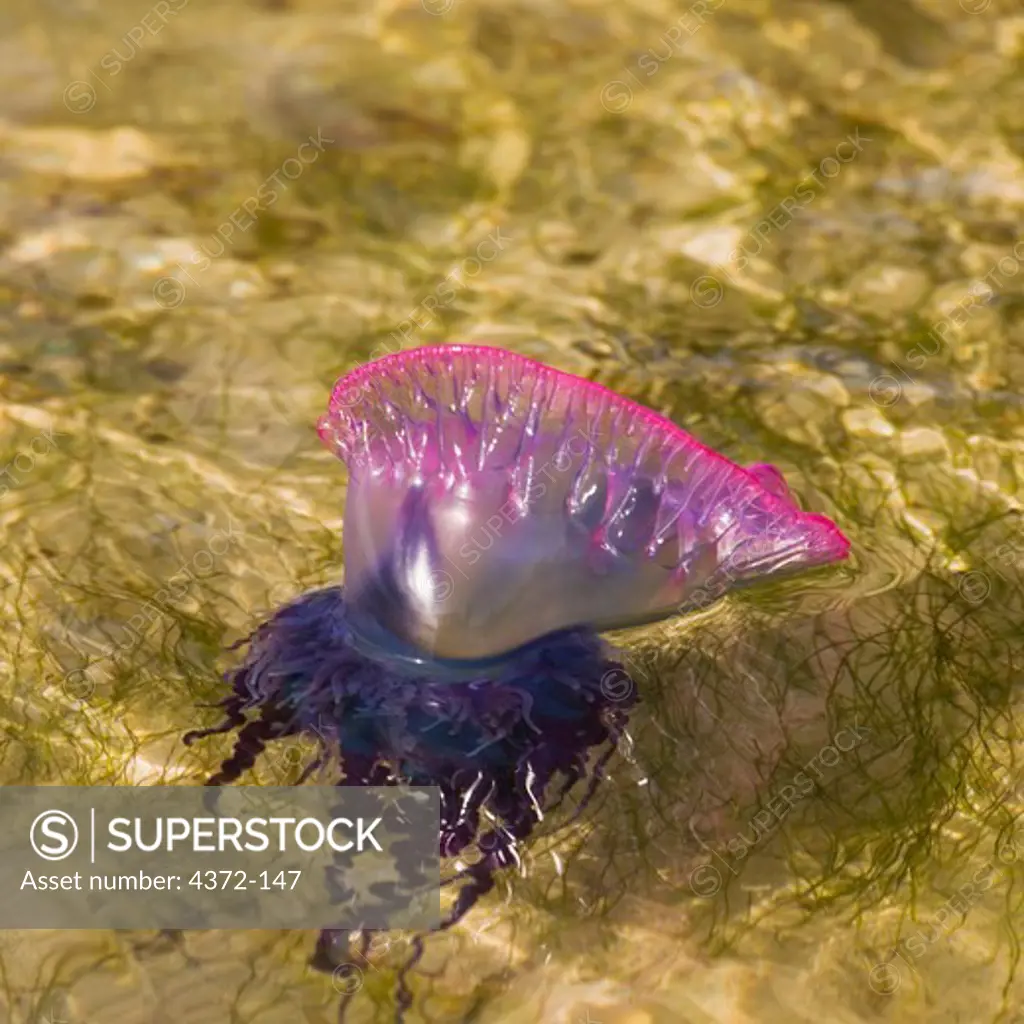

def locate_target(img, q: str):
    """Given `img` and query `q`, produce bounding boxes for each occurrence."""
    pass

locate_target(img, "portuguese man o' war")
[320,343,849,660]
[183,343,849,1018]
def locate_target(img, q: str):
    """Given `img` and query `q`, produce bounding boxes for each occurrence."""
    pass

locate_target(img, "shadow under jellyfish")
[184,343,850,1019]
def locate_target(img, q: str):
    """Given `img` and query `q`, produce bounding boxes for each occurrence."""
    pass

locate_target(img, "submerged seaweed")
[3,0,1024,1021]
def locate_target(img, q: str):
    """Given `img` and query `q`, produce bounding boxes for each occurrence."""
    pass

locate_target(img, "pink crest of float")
[318,344,850,662]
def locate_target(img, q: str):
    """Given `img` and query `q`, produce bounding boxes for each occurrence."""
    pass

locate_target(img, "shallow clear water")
[2,0,1024,1021]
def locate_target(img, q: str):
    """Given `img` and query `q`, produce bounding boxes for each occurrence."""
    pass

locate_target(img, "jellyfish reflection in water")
[184,344,849,1018]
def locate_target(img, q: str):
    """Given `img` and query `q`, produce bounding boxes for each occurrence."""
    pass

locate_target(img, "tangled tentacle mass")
[184,585,637,1020]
